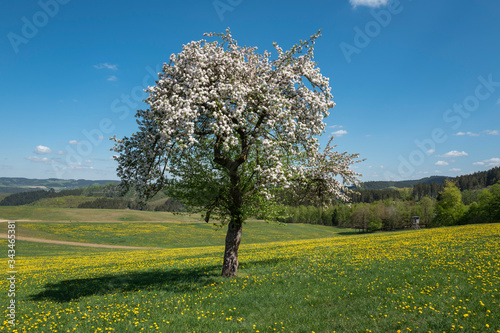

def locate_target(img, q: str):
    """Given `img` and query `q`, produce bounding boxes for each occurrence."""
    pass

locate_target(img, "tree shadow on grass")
[29,265,221,303]
[29,257,304,303]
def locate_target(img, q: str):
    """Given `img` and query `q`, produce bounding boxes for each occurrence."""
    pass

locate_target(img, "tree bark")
[213,131,247,277]
[221,218,243,277]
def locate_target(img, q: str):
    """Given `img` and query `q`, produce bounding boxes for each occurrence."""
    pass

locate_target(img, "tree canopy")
[112,29,360,276]
[431,180,465,227]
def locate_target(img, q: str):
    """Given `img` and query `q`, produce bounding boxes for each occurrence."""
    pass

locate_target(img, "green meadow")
[0,208,499,332]
[0,222,347,250]
[0,206,203,223]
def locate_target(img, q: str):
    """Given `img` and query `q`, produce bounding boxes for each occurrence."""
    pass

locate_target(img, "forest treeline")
[1,167,499,231]
[281,180,500,232]
[0,183,126,207]
[352,166,500,203]
[0,182,184,212]
[0,188,84,206]
[280,197,434,232]
[282,167,500,232]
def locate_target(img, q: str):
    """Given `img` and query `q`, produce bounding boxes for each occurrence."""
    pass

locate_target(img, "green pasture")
[0,223,499,332]
[27,196,96,208]
[0,206,204,223]
[0,220,348,250]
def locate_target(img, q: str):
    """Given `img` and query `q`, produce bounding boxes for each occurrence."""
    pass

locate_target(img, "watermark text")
[6,221,17,326]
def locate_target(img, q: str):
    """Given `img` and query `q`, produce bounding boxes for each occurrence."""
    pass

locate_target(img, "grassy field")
[1,220,499,332]
[0,221,348,249]
[0,206,205,222]
[27,196,97,208]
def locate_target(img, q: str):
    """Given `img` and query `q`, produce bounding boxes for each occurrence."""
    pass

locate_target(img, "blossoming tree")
[112,29,361,277]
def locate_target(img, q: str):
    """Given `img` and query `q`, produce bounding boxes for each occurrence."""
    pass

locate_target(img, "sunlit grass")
[27,196,96,208]
[1,224,499,332]
[0,206,205,222]
[0,221,349,249]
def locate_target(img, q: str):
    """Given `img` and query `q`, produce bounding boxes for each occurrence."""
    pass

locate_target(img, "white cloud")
[427,149,435,154]
[485,158,500,166]
[107,75,118,81]
[435,161,449,166]
[449,168,461,172]
[485,130,499,135]
[474,157,500,167]
[34,145,52,154]
[332,129,348,137]
[441,150,468,158]
[94,62,118,70]
[26,156,51,164]
[350,0,388,8]
[455,131,479,137]
[329,124,343,129]
[68,163,94,170]
[69,140,82,145]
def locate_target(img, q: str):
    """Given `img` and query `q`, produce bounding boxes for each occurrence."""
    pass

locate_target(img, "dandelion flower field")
[1,223,499,332]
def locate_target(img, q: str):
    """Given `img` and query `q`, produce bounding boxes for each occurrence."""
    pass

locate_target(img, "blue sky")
[1,0,499,182]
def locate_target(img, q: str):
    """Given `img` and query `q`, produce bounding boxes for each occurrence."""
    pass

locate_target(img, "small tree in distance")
[112,28,361,277]
[431,180,465,227]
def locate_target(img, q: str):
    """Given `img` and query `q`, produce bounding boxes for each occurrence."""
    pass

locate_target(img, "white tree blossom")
[112,28,361,276]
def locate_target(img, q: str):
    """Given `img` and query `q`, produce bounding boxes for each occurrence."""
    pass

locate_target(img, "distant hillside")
[0,177,119,194]
[359,176,449,190]
[2,166,499,200]
[358,167,500,191]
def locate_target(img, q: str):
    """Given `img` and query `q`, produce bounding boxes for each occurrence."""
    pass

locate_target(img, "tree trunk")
[221,219,243,277]
[215,145,246,277]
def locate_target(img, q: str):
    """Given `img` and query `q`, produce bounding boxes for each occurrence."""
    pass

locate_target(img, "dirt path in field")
[0,234,163,249]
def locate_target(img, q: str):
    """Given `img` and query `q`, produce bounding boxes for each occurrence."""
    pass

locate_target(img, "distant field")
[0,238,130,257]
[0,224,498,332]
[27,196,96,208]
[0,206,205,222]
[0,206,350,251]
[0,221,350,250]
